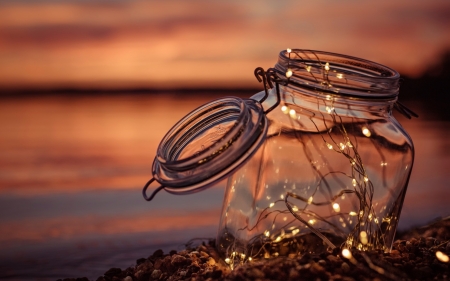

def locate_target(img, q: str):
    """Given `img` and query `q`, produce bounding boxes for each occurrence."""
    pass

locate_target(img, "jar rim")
[153,97,268,193]
[276,49,400,100]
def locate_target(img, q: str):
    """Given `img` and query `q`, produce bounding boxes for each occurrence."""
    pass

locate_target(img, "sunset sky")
[0,0,449,89]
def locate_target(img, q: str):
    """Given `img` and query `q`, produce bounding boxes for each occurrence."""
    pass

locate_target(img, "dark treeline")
[400,51,450,120]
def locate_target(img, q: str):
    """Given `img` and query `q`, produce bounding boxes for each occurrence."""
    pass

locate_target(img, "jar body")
[216,86,414,263]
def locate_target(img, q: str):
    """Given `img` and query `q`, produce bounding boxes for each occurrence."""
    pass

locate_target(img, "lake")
[0,91,449,280]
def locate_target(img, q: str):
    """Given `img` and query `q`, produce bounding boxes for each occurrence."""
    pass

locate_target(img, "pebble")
[151,269,161,279]
[207,257,216,266]
[341,262,350,273]
[171,255,187,266]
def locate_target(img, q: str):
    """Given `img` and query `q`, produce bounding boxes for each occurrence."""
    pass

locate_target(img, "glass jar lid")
[149,96,267,196]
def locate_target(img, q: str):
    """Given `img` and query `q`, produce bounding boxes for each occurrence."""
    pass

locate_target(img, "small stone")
[426,237,436,247]
[151,269,161,279]
[136,258,146,266]
[154,259,163,270]
[327,255,342,265]
[310,262,326,275]
[390,250,401,256]
[207,257,216,266]
[200,251,209,258]
[289,267,300,279]
[341,262,350,273]
[318,259,327,266]
[210,270,222,279]
[104,268,122,277]
[248,268,265,279]
[152,249,164,258]
[171,254,187,266]
[123,277,132,281]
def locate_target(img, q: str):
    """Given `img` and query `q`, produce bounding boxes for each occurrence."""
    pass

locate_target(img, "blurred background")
[0,0,449,280]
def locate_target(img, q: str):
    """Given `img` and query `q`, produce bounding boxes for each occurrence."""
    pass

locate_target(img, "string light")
[325,62,330,71]
[349,211,357,216]
[336,73,344,79]
[362,127,371,137]
[286,68,293,78]
[360,231,368,245]
[327,143,333,149]
[306,65,311,72]
[352,179,357,186]
[281,105,288,113]
[342,249,352,259]
[269,202,275,208]
[286,48,292,53]
[289,109,296,119]
[436,251,449,263]
[332,203,340,212]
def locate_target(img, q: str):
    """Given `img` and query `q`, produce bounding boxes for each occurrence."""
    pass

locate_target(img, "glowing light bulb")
[347,141,353,147]
[352,179,357,186]
[308,196,313,204]
[333,203,340,212]
[342,249,352,259]
[308,219,315,225]
[281,105,288,113]
[292,229,300,235]
[349,211,357,216]
[336,73,344,79]
[292,206,299,212]
[360,231,368,245]
[306,65,311,72]
[287,48,292,53]
[364,176,369,182]
[325,62,330,71]
[362,127,371,137]
[339,143,345,150]
[225,258,230,264]
[264,230,270,237]
[269,202,275,208]
[248,257,252,261]
[436,251,449,262]
[286,68,293,78]
[327,143,333,150]
[289,109,296,119]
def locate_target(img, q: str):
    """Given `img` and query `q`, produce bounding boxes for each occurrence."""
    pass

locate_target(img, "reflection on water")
[0,93,449,280]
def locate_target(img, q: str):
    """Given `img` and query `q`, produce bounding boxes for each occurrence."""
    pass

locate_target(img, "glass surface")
[216,50,414,267]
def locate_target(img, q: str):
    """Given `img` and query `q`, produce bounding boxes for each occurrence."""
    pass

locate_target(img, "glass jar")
[215,49,414,265]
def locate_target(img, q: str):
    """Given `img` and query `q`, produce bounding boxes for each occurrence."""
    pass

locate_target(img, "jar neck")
[278,85,396,119]
[274,49,400,101]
